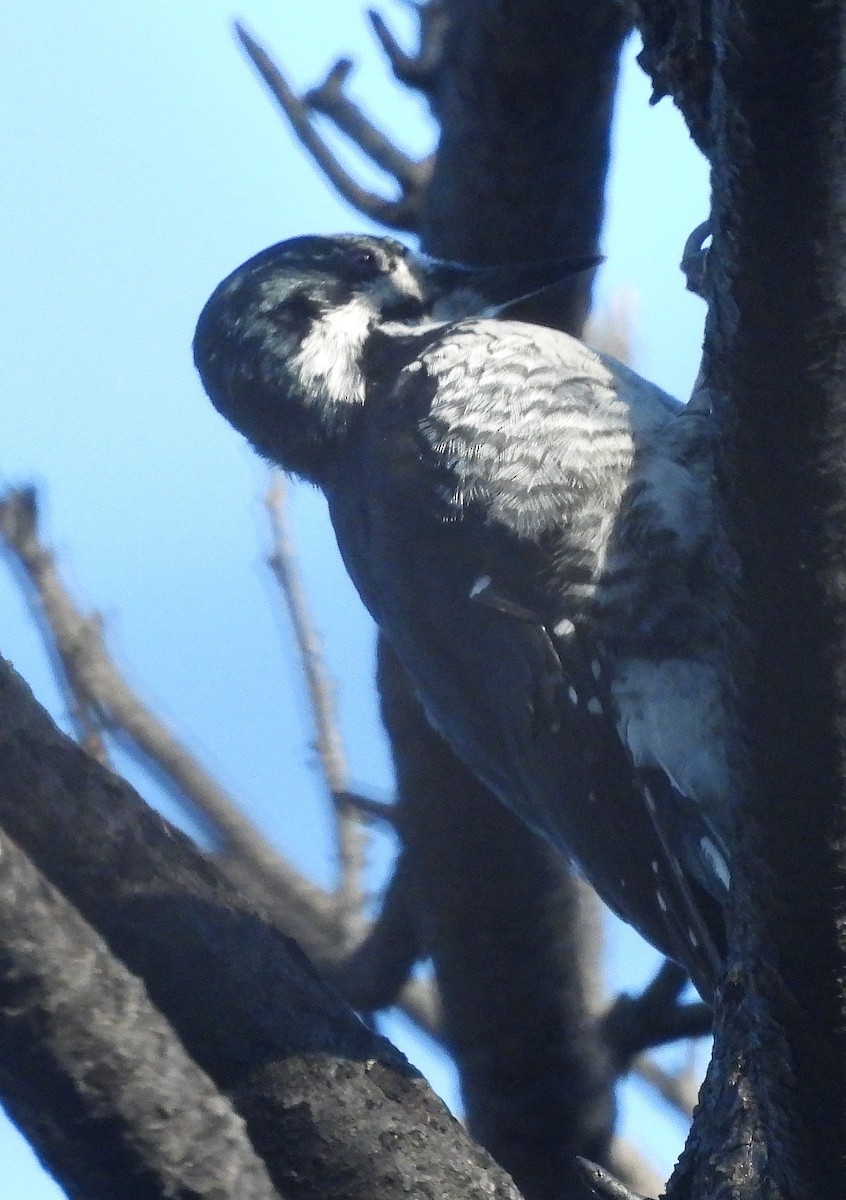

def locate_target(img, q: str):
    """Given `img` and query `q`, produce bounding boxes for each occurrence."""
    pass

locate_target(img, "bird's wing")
[468,576,726,996]
[332,319,726,992]
[409,320,682,537]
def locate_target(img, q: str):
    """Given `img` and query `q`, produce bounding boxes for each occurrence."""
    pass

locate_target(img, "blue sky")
[0,4,708,1194]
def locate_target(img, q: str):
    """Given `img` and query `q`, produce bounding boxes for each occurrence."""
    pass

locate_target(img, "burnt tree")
[2,2,842,1199]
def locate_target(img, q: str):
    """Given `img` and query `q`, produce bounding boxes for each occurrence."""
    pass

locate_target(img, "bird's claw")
[680,219,712,298]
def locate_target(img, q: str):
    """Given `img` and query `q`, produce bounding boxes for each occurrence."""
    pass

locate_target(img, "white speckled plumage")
[194,233,738,991]
[405,323,734,858]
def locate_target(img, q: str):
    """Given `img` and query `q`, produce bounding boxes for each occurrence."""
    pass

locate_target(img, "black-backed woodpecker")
[194,233,738,997]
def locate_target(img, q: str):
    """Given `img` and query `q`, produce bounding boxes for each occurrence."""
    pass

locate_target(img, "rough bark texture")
[625,0,713,154]
[0,660,524,1200]
[0,828,281,1200]
[635,3,846,1197]
[422,0,628,319]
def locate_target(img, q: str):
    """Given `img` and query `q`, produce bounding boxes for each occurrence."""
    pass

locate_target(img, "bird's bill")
[415,251,603,315]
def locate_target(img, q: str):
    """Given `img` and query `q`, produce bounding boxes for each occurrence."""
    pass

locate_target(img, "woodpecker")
[194,233,737,996]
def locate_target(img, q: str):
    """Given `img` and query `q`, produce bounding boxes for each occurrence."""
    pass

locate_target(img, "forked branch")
[306,58,431,191]
[604,959,712,1068]
[367,2,447,90]
[235,23,430,231]
[0,486,336,928]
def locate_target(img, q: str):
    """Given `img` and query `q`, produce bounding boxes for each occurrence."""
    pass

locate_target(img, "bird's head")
[193,233,598,483]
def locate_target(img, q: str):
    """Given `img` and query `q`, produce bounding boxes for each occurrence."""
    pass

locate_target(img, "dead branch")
[235,23,425,231]
[0,827,283,1200]
[338,789,398,827]
[633,1054,701,1121]
[265,468,367,945]
[604,960,712,1068]
[328,852,422,1012]
[0,487,111,766]
[265,472,367,946]
[367,3,447,90]
[0,486,337,930]
[306,57,431,190]
[576,1158,647,1200]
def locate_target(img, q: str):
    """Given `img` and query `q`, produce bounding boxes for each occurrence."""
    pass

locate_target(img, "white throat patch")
[291,296,374,408]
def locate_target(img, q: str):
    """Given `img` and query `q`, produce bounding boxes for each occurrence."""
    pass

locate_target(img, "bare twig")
[576,1157,648,1200]
[329,853,421,1012]
[368,2,447,90]
[338,789,398,828]
[603,959,712,1068]
[0,487,111,766]
[263,475,350,797]
[0,826,284,1200]
[306,58,431,191]
[265,473,368,946]
[632,1053,702,1120]
[0,486,335,929]
[235,23,422,231]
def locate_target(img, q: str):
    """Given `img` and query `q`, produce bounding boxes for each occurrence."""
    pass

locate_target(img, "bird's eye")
[347,247,383,278]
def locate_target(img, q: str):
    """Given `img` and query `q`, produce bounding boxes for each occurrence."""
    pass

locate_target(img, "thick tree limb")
[379,643,617,1200]
[626,3,846,1197]
[0,657,527,1200]
[0,828,282,1200]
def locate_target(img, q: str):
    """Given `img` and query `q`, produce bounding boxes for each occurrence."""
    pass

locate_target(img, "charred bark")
[635,3,846,1196]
